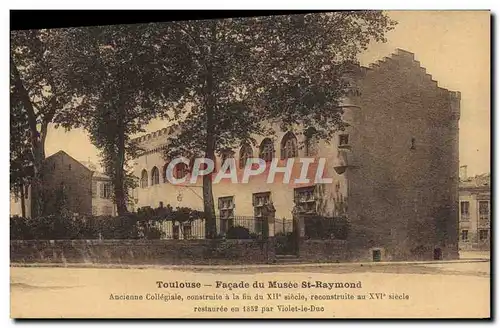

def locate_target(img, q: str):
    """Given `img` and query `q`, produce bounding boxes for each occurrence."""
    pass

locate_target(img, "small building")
[458,166,491,250]
[10,151,117,218]
[81,160,117,217]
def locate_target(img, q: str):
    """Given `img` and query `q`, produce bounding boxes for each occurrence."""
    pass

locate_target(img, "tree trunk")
[114,117,129,216]
[203,85,217,238]
[20,182,26,218]
[203,22,218,239]
[11,59,46,218]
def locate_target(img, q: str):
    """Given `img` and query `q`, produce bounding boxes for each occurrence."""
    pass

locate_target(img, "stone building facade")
[458,167,490,250]
[131,49,461,261]
[81,161,117,217]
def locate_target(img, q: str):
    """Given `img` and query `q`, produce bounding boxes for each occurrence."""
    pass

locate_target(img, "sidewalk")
[10,257,489,271]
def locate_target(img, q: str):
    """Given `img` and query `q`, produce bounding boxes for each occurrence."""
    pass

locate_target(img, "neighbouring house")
[10,151,117,218]
[80,160,117,217]
[458,166,491,251]
[130,49,461,261]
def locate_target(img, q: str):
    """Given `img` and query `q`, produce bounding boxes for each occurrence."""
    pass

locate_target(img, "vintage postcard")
[9,10,491,319]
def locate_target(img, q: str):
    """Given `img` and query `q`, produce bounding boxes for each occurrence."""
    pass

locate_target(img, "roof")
[45,150,91,173]
[459,173,490,190]
[80,160,112,180]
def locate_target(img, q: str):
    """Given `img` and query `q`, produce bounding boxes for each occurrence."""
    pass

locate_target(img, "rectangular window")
[24,185,29,199]
[92,180,97,198]
[253,192,271,235]
[479,229,489,241]
[461,230,469,241]
[253,192,271,217]
[218,196,235,234]
[460,201,470,217]
[479,201,489,218]
[339,134,349,147]
[294,186,316,214]
[100,183,112,199]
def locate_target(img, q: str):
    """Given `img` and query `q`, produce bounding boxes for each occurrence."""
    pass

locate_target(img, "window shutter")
[92,180,97,197]
[99,183,104,198]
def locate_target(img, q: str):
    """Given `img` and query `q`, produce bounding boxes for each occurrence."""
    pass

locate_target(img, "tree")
[10,89,33,217]
[10,29,77,217]
[54,24,193,215]
[157,12,396,238]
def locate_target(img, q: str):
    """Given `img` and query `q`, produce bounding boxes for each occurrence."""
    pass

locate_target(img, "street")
[10,260,490,319]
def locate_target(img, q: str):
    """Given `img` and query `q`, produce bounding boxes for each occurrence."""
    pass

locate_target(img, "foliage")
[10,88,33,194]
[10,29,83,217]
[136,205,205,223]
[275,231,297,254]
[225,225,252,239]
[10,212,168,240]
[156,12,396,237]
[53,24,193,215]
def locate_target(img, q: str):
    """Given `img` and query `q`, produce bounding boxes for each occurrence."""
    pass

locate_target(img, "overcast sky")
[44,11,490,177]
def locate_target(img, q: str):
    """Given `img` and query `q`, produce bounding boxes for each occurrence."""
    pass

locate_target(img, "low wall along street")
[10,238,354,265]
[10,239,273,265]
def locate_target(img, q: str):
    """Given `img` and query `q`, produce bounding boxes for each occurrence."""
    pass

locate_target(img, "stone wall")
[346,49,460,261]
[10,239,271,265]
[297,239,348,263]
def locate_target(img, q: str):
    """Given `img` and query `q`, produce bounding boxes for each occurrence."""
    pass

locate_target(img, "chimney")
[459,165,468,181]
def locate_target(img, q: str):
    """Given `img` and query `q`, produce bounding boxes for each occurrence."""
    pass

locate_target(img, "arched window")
[140,169,148,188]
[280,131,298,159]
[239,143,253,169]
[304,127,319,156]
[174,163,189,179]
[151,166,160,185]
[220,150,235,171]
[259,138,274,162]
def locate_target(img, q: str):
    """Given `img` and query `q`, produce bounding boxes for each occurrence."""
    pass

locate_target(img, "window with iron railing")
[253,192,271,218]
[294,186,316,214]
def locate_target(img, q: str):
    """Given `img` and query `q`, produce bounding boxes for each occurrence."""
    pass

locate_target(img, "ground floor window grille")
[253,192,271,235]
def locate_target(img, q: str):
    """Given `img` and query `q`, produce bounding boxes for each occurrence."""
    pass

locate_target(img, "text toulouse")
[156,280,362,290]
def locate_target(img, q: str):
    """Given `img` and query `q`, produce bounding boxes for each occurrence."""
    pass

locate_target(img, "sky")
[44,11,491,177]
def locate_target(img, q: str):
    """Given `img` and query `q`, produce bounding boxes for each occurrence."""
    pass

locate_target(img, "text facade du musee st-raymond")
[156,280,363,290]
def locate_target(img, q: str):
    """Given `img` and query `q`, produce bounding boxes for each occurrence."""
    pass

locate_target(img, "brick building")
[10,151,116,218]
[131,49,461,261]
[458,166,490,250]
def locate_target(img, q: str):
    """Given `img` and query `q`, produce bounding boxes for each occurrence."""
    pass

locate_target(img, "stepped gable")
[364,48,461,99]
